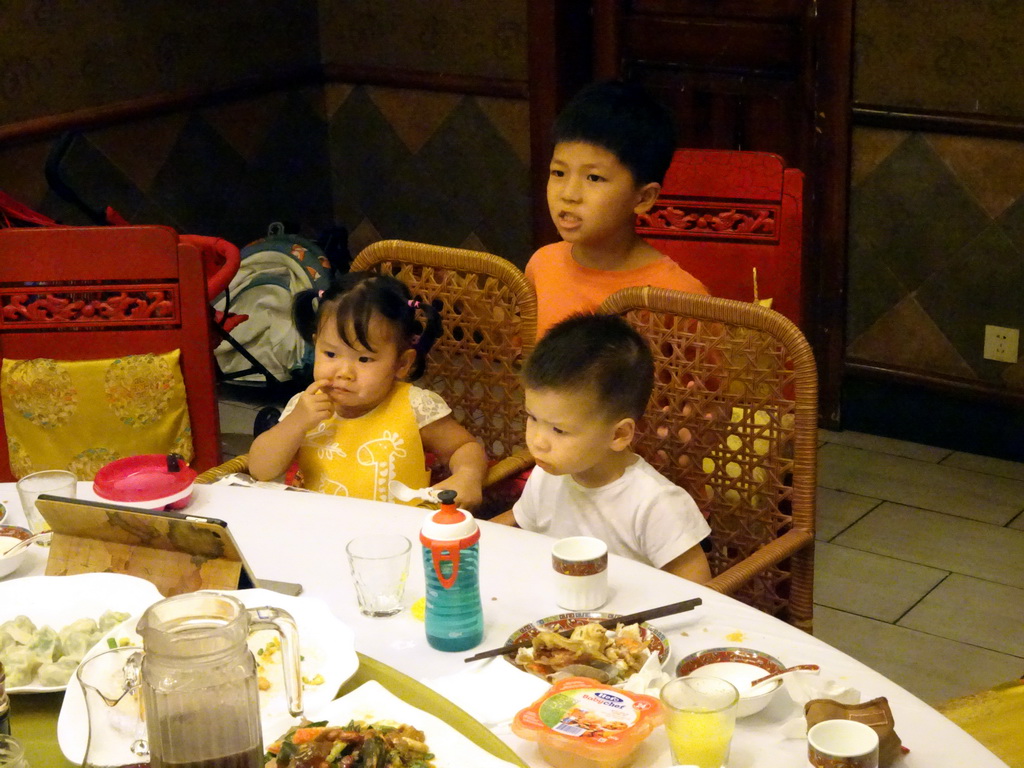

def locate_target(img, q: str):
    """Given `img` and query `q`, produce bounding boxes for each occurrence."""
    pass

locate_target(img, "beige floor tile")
[816,488,880,541]
[814,542,947,623]
[833,503,1024,589]
[221,432,254,460]
[1010,512,1024,531]
[941,451,1024,482]
[813,606,1024,705]
[819,443,1024,526]
[898,574,1024,657]
[218,399,260,436]
[817,429,952,463]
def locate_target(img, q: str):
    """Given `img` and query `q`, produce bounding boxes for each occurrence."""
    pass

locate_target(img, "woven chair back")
[600,287,817,625]
[350,240,537,463]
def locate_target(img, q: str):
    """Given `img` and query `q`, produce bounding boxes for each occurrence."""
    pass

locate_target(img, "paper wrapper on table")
[617,649,672,697]
[805,697,904,768]
[425,657,550,727]
[779,671,859,738]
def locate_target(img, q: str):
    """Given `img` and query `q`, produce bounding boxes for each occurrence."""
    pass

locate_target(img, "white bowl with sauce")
[0,525,33,579]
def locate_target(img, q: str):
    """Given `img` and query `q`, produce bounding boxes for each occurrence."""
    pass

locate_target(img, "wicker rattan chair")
[599,286,817,630]
[198,240,537,515]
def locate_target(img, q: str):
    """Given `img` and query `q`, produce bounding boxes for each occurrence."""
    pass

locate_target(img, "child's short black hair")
[553,80,676,186]
[524,313,654,422]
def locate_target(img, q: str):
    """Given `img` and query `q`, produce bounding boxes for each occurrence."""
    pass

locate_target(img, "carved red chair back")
[637,149,805,328]
[0,225,222,481]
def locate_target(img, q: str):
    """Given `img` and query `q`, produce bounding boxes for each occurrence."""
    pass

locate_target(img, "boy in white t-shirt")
[492,313,711,583]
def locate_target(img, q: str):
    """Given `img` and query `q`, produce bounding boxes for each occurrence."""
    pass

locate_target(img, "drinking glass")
[0,734,29,768]
[16,470,77,537]
[77,646,148,768]
[660,676,739,768]
[346,534,411,617]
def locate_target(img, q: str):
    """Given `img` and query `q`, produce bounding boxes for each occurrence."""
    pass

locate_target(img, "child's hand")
[432,472,484,512]
[290,378,334,430]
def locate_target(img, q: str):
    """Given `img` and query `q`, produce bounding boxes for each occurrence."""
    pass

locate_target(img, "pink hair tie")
[318,289,325,299]
[408,299,421,309]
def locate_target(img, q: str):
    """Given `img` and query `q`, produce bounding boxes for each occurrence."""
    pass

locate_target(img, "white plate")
[295,680,520,768]
[0,572,163,693]
[58,588,358,764]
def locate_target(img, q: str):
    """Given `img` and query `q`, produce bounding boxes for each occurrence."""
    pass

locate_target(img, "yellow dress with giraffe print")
[291,381,446,503]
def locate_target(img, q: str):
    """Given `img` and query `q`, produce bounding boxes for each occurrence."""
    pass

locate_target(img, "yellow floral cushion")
[2,351,193,480]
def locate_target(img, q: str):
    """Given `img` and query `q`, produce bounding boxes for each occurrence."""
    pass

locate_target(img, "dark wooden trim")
[846,359,1024,408]
[527,0,593,250]
[0,64,529,147]
[322,64,527,100]
[853,103,1024,141]
[0,66,322,146]
[809,0,855,429]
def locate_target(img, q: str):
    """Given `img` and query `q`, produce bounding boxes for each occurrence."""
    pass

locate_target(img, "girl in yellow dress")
[248,272,487,509]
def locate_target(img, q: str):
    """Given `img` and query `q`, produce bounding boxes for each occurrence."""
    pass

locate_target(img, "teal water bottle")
[420,490,484,651]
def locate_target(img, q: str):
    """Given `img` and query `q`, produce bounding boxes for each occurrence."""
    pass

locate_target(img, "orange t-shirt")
[525,241,708,337]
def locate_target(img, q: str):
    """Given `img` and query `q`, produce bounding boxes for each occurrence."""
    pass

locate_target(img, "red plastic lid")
[93,454,196,503]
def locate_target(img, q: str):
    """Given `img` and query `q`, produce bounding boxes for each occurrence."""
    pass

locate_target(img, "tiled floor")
[217,388,1024,706]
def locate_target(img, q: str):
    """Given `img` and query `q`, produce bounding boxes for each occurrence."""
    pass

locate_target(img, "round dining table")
[0,481,1008,768]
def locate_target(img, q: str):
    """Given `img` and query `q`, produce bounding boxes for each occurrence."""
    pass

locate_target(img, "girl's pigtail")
[408,298,443,380]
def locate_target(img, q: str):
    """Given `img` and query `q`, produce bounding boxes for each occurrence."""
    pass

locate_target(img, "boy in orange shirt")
[528,80,707,337]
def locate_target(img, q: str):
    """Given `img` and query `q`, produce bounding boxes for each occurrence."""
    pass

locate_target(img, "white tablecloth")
[0,482,1007,767]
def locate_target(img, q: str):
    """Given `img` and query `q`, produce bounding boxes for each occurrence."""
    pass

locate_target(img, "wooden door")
[528,0,854,426]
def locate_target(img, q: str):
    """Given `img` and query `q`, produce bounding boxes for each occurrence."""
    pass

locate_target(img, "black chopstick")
[463,597,702,663]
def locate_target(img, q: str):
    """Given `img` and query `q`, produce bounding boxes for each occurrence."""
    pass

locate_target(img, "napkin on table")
[780,670,860,738]
[424,657,550,727]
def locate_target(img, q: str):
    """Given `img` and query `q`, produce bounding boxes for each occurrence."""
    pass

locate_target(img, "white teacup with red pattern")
[552,536,608,611]
[808,719,879,768]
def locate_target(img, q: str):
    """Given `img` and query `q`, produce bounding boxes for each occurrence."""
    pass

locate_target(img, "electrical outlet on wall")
[983,325,1020,363]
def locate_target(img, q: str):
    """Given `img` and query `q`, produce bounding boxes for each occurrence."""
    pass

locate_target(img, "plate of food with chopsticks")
[503,611,670,686]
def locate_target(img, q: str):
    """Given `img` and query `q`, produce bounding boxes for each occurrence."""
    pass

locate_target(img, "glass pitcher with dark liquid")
[136,592,302,768]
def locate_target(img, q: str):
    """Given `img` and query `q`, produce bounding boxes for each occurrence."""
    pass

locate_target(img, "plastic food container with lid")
[511,676,663,768]
[93,453,197,510]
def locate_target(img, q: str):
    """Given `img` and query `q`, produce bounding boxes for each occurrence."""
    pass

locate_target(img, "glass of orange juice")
[660,676,739,768]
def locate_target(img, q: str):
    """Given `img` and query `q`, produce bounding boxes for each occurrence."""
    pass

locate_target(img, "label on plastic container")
[543,687,640,740]
[512,677,663,763]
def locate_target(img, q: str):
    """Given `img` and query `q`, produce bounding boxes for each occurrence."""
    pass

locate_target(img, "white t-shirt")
[512,454,711,569]
[279,384,451,428]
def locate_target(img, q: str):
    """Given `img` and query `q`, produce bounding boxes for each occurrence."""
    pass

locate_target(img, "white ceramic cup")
[16,469,77,536]
[807,719,880,768]
[552,536,608,611]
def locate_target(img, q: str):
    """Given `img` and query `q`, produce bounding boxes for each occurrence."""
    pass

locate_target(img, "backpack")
[213,223,334,384]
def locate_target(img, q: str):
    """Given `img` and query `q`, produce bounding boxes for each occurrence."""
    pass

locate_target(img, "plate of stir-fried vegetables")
[266,720,436,767]
[267,680,521,768]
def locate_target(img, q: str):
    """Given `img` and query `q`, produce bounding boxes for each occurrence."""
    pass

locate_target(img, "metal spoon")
[388,480,441,504]
[750,664,820,691]
[0,530,52,558]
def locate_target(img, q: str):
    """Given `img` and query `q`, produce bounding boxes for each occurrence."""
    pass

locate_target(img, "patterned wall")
[317,0,532,266]
[0,2,320,124]
[849,0,1024,396]
[0,2,532,266]
[325,84,532,268]
[847,129,1024,392]
[854,0,1024,119]
[0,88,334,248]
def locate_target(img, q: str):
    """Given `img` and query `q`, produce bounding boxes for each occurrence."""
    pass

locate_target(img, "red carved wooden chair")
[637,149,805,328]
[0,225,222,481]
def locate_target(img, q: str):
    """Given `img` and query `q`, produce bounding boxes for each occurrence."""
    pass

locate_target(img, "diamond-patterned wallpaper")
[0,88,335,249]
[847,128,1024,392]
[328,84,532,267]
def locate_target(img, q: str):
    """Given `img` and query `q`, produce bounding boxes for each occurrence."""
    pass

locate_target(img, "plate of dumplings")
[0,572,162,693]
